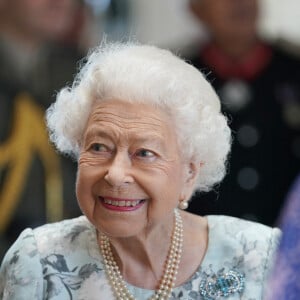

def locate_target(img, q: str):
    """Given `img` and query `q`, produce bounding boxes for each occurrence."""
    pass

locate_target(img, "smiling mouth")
[99,197,146,211]
[102,198,144,207]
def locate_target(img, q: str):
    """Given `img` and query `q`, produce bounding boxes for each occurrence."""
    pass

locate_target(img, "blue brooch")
[199,269,245,299]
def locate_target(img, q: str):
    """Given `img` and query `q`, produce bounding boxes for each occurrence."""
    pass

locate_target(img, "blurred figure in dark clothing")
[0,0,88,102]
[0,0,89,259]
[187,0,300,226]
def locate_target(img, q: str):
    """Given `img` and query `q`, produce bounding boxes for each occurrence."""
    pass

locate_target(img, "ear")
[180,161,201,201]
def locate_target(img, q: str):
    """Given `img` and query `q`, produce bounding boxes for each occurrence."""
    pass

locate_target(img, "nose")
[104,151,134,186]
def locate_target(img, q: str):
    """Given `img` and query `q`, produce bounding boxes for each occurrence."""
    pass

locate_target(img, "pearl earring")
[179,200,189,210]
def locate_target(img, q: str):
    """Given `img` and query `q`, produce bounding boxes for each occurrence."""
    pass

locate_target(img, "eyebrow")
[84,127,166,147]
[134,135,165,145]
[84,127,112,142]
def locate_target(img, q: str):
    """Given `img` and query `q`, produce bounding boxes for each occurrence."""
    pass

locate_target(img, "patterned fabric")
[0,215,280,299]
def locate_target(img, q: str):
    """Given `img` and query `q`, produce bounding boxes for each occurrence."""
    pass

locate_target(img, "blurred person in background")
[0,0,92,259]
[264,174,300,299]
[0,0,90,100]
[187,0,300,226]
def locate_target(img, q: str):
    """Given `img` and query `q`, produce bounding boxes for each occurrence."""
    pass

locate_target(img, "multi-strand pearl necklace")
[99,209,183,300]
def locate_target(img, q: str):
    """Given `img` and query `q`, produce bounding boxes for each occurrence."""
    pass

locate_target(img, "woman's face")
[76,100,195,238]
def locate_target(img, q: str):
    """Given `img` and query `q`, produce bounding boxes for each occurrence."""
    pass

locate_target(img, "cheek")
[143,163,185,203]
[163,161,185,185]
[77,156,106,189]
[76,170,90,213]
[76,170,87,198]
[165,164,186,199]
[76,165,102,211]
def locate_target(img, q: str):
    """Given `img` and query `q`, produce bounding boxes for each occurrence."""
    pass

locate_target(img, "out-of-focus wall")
[127,0,202,51]
[126,0,300,54]
[259,0,300,42]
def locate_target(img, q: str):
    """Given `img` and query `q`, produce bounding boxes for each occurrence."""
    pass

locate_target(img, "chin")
[98,224,144,240]
[90,211,146,239]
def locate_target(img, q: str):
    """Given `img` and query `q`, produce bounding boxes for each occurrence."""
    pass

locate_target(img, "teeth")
[103,198,142,207]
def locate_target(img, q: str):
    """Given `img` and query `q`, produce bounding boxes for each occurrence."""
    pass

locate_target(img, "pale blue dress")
[0,215,280,299]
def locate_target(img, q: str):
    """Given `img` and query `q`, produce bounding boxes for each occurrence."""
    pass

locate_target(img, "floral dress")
[0,215,280,299]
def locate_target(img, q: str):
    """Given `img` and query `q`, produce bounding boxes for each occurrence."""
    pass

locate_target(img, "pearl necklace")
[99,209,183,300]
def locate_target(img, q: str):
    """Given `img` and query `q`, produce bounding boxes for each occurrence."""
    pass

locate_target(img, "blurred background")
[127,0,300,54]
[0,0,300,260]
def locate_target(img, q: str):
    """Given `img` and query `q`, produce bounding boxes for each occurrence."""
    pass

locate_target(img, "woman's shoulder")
[32,215,95,252]
[1,216,96,272]
[203,215,281,279]
[34,215,92,234]
[174,215,281,299]
[169,215,281,299]
[205,215,281,258]
[0,216,100,299]
[207,214,280,232]
[206,215,281,243]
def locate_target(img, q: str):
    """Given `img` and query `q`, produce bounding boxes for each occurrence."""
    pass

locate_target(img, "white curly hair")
[46,41,231,192]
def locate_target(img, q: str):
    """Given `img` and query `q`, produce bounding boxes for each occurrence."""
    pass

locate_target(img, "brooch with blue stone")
[199,269,245,299]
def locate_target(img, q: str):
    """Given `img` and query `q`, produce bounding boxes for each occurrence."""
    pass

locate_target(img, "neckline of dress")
[84,215,217,293]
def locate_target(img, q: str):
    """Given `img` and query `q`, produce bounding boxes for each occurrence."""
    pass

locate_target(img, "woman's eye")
[90,143,108,152]
[135,149,155,158]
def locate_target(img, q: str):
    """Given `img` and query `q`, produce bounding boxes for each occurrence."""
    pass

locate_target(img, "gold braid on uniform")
[0,92,63,233]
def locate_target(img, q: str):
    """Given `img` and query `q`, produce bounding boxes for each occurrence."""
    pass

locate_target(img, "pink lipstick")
[99,196,145,211]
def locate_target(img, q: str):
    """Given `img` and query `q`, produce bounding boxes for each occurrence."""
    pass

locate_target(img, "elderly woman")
[0,42,280,299]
